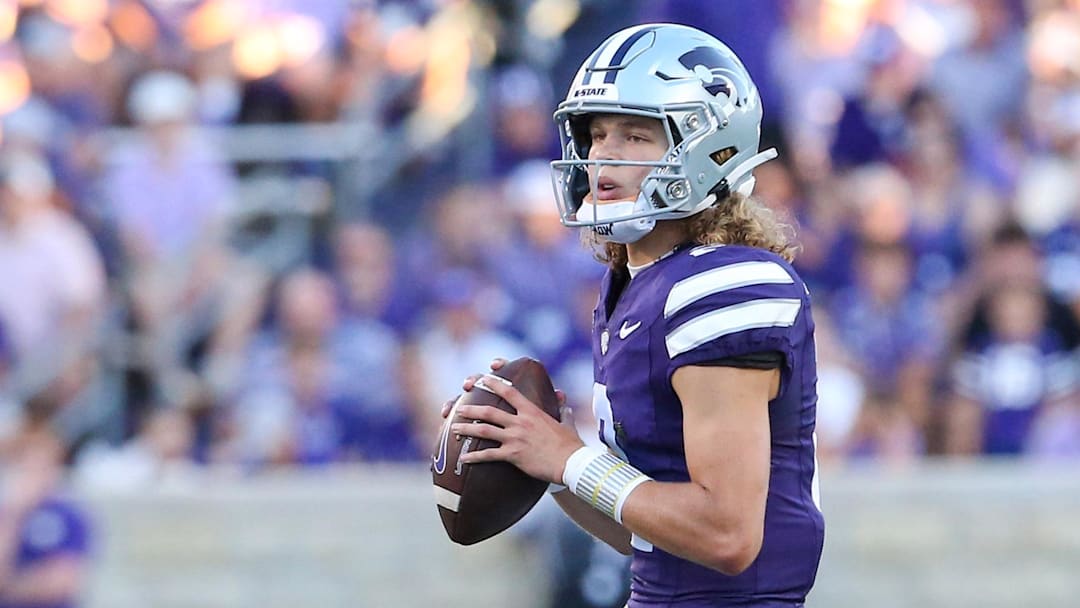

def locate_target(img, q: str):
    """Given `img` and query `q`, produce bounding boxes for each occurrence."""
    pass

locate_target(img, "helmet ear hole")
[710,147,738,166]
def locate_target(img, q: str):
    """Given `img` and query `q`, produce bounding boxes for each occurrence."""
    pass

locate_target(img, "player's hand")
[440,358,569,419]
[452,373,582,484]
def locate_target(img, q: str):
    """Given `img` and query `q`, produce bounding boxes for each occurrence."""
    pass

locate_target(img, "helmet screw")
[667,180,689,199]
[697,173,706,183]
[720,118,729,129]
[684,114,700,130]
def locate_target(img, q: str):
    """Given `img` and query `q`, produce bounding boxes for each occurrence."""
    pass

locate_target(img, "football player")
[448,24,824,607]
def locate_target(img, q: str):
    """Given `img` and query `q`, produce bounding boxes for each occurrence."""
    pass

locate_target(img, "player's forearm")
[618,480,763,575]
[552,490,632,555]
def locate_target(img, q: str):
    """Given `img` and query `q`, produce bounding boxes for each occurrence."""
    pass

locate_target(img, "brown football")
[431,357,560,545]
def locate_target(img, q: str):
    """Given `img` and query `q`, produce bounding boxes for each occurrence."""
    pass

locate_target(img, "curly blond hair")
[582,194,800,269]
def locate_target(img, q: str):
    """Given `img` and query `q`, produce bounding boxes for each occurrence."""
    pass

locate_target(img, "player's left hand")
[453,373,582,485]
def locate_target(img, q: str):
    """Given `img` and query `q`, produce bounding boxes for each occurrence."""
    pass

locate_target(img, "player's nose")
[590,138,622,161]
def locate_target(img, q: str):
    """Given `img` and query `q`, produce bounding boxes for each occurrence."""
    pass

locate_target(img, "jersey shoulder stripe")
[666,297,802,358]
[664,260,794,318]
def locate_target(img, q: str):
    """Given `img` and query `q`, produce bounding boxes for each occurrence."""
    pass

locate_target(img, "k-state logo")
[570,84,616,99]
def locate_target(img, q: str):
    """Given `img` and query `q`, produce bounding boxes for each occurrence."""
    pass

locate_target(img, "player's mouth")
[595,177,624,201]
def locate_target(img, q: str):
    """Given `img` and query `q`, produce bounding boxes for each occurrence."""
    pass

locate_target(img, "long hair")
[582,193,801,269]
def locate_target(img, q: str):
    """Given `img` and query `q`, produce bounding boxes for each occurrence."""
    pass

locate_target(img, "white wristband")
[560,446,650,524]
[561,446,606,489]
[547,482,567,494]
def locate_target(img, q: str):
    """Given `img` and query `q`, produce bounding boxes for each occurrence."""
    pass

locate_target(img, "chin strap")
[578,194,656,244]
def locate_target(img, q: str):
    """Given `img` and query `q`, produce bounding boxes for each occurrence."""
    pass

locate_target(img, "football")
[431,357,560,545]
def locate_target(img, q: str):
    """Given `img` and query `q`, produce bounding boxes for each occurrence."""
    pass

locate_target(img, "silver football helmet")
[550,24,776,242]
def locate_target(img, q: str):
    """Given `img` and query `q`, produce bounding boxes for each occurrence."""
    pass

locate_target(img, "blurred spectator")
[487,161,600,368]
[767,0,865,181]
[0,150,104,368]
[403,267,532,440]
[488,66,561,177]
[396,183,514,324]
[830,238,939,461]
[331,221,417,335]
[102,69,267,436]
[73,407,200,493]
[0,149,106,440]
[0,421,92,608]
[225,268,415,467]
[927,0,1028,148]
[810,311,867,463]
[947,281,1079,455]
[829,26,925,170]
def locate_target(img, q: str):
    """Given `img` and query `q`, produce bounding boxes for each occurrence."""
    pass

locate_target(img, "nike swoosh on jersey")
[619,320,642,339]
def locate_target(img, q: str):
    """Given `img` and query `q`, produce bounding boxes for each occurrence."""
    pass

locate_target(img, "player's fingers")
[477,374,539,415]
[440,395,459,419]
[490,358,508,370]
[452,421,505,443]
[460,444,508,464]
[554,389,567,407]
[455,404,514,427]
[461,373,484,392]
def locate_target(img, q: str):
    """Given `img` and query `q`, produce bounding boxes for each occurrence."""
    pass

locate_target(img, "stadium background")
[0,0,1077,606]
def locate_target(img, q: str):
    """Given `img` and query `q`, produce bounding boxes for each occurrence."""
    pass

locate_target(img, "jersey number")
[592,383,628,459]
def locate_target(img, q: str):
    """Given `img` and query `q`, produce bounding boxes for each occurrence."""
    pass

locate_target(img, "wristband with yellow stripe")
[561,446,650,524]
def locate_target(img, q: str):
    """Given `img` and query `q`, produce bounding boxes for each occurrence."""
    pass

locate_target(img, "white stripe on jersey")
[666,298,802,358]
[664,261,794,318]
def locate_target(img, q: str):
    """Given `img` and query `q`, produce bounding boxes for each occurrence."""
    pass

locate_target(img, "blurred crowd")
[1,0,1079,479]
[0,0,1076,604]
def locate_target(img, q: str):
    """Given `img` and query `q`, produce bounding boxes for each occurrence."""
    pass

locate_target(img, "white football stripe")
[665,261,793,318]
[666,298,801,358]
[433,485,461,513]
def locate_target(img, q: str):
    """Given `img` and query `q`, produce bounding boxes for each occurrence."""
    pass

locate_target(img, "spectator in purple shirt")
[0,422,92,608]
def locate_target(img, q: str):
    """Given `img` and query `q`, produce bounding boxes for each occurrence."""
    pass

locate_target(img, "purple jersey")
[591,244,824,607]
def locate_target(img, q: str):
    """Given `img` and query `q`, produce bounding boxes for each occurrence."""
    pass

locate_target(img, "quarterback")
[452,24,824,607]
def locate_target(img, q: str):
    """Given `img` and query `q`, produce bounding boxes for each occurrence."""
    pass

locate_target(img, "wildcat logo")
[680,46,751,102]
[656,46,753,105]
[571,85,617,99]
[593,224,614,236]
